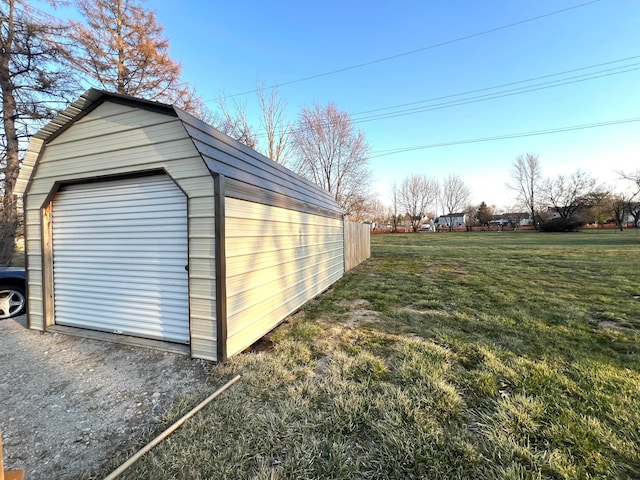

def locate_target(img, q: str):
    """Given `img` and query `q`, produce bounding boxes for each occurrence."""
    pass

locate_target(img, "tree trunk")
[0,0,18,264]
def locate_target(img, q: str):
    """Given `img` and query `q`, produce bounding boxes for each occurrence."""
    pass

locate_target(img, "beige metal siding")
[225,197,344,357]
[22,101,217,360]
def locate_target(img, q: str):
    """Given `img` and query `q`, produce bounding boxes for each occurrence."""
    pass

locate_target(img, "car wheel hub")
[0,289,26,319]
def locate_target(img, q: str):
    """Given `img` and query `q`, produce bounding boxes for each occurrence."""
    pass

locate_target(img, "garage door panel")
[61,205,186,218]
[55,282,188,294]
[52,175,190,344]
[52,223,187,235]
[51,212,182,229]
[53,230,188,241]
[59,296,188,316]
[52,240,187,250]
[58,263,184,283]
[54,198,186,214]
[55,304,189,319]
[56,191,185,207]
[53,313,187,339]
[51,252,184,272]
[52,245,186,256]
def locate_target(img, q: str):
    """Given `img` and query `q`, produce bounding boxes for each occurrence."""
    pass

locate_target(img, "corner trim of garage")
[41,202,54,329]
[48,325,191,355]
[214,173,228,362]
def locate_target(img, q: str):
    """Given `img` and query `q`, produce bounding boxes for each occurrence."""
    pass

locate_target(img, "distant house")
[436,213,468,229]
[546,206,564,220]
[489,212,533,227]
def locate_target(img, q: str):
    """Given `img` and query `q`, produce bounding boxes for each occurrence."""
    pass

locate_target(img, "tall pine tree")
[71,0,209,118]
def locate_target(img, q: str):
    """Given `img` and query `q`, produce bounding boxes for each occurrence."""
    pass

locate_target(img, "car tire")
[0,285,26,319]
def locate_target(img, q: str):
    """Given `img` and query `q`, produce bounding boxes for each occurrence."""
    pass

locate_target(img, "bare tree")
[70,0,209,118]
[463,204,478,231]
[400,174,438,232]
[440,174,471,231]
[610,194,628,231]
[628,200,640,228]
[507,153,542,228]
[257,83,291,165]
[292,102,370,216]
[212,83,290,155]
[619,170,640,227]
[587,191,614,228]
[0,0,79,263]
[540,170,604,231]
[363,196,386,228]
[213,95,257,149]
[346,193,371,222]
[503,210,526,229]
[619,170,640,190]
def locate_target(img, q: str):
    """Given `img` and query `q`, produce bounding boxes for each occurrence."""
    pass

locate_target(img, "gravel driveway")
[0,315,214,479]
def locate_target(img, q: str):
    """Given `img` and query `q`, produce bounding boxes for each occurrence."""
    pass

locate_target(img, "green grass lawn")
[91,230,640,480]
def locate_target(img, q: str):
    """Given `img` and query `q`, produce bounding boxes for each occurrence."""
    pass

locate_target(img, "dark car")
[0,266,26,319]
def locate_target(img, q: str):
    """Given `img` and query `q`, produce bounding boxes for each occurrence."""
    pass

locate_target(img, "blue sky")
[42,0,640,211]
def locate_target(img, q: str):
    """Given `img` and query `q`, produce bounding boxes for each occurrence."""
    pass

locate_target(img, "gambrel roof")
[17,88,343,218]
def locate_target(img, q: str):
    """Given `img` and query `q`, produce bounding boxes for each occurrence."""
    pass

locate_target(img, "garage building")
[16,89,369,361]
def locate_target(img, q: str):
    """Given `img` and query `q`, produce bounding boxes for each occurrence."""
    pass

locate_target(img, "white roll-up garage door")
[52,175,190,344]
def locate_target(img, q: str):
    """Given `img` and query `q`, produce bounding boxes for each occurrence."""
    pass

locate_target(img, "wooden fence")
[344,221,371,271]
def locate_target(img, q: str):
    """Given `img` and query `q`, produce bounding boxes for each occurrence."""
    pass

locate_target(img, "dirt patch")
[248,337,274,353]
[335,299,380,326]
[0,315,214,479]
[339,299,369,310]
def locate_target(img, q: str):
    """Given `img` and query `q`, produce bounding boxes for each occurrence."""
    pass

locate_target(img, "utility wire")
[368,117,640,158]
[354,55,640,117]
[213,0,602,100]
[352,65,640,123]
[250,60,640,138]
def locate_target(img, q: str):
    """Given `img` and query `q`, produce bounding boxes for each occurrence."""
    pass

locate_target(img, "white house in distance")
[435,213,468,229]
[489,213,534,227]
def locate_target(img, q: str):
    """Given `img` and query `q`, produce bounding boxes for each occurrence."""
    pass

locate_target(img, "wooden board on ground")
[1,430,25,480]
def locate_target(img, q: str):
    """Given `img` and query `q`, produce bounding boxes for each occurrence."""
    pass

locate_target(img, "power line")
[368,117,640,158]
[213,0,602,101]
[250,59,640,138]
[353,55,640,117]
[351,65,640,124]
